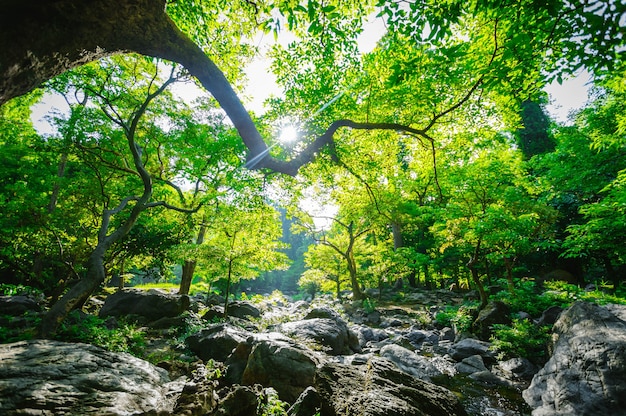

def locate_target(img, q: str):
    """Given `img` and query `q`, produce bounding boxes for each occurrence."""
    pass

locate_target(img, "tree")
[432,145,553,308]
[197,202,288,316]
[39,56,201,336]
[3,0,623,178]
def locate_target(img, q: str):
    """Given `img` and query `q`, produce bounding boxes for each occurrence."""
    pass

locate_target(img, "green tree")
[197,202,288,316]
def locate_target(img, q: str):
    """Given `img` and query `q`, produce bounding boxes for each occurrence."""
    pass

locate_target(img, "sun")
[278,125,298,144]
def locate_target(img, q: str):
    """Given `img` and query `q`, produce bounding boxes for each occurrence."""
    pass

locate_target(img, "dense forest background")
[1,0,625,334]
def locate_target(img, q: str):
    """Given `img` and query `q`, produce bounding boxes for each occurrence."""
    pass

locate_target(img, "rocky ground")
[1,287,625,415]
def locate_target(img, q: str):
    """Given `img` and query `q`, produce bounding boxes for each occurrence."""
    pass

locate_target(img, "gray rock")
[455,354,488,374]
[0,295,41,315]
[379,344,442,381]
[449,338,496,363]
[215,384,260,416]
[226,301,261,319]
[288,386,322,416]
[186,323,252,362]
[536,305,563,326]
[280,316,359,355]
[469,370,511,386]
[523,301,626,416]
[203,305,225,321]
[0,340,180,415]
[355,326,388,346]
[472,301,511,340]
[496,357,538,381]
[240,335,321,402]
[314,358,468,416]
[99,288,189,323]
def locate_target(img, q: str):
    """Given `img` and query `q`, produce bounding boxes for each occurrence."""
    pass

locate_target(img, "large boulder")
[523,302,626,415]
[238,334,322,403]
[99,289,189,323]
[226,301,261,319]
[0,295,41,315]
[314,358,468,416]
[280,307,360,355]
[449,338,496,364]
[379,344,442,381]
[186,323,252,362]
[0,340,181,415]
[472,301,511,341]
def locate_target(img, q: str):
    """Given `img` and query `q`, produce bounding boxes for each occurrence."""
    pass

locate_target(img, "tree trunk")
[179,260,196,295]
[179,224,207,295]
[347,251,363,300]
[504,256,515,294]
[39,244,107,337]
[223,259,234,318]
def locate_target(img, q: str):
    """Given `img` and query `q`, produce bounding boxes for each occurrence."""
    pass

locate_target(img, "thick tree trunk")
[39,244,107,337]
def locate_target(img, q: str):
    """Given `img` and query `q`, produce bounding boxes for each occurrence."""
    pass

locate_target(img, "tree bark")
[179,224,207,295]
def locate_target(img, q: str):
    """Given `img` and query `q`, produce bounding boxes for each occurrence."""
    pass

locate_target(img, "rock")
[523,301,626,416]
[536,305,563,326]
[355,326,388,346]
[472,301,511,341]
[0,340,181,415]
[0,295,41,315]
[449,338,496,364]
[304,306,342,321]
[455,354,488,375]
[403,328,440,348]
[99,289,189,323]
[495,357,538,381]
[288,386,323,416]
[469,370,511,386]
[280,313,360,355]
[226,301,261,319]
[239,334,321,403]
[203,305,225,321]
[173,363,218,415]
[186,323,252,362]
[379,344,442,381]
[215,385,260,416]
[314,358,468,416]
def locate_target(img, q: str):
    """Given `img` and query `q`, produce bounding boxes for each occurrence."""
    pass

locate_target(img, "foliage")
[54,311,146,356]
[490,319,551,361]
[257,388,289,416]
[435,305,475,334]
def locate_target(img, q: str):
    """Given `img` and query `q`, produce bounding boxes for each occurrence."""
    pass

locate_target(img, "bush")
[435,304,474,333]
[55,311,146,356]
[490,319,550,361]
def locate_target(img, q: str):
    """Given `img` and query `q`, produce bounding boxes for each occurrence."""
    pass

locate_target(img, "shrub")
[490,319,550,361]
[55,311,146,356]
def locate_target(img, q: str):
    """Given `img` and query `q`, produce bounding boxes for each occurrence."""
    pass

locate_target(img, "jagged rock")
[215,384,260,416]
[226,301,261,319]
[523,301,626,416]
[99,288,189,323]
[173,363,218,415]
[455,354,488,375]
[469,370,512,386]
[0,295,41,315]
[288,387,322,416]
[495,357,538,382]
[229,333,322,402]
[403,328,440,348]
[536,305,563,326]
[203,305,225,321]
[449,338,496,364]
[472,301,511,340]
[379,344,442,381]
[280,309,360,355]
[355,325,389,347]
[314,358,468,416]
[186,323,252,362]
[0,340,181,415]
